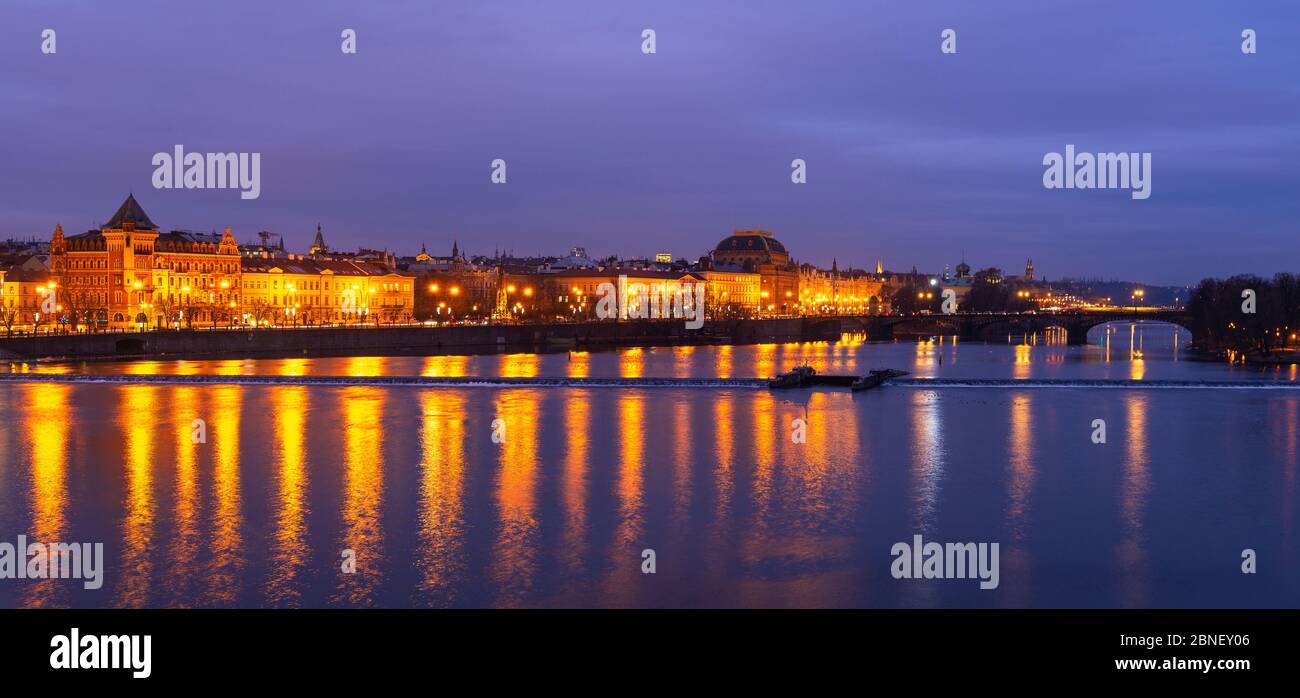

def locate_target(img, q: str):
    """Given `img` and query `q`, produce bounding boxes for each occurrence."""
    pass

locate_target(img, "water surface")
[1,322,1296,608]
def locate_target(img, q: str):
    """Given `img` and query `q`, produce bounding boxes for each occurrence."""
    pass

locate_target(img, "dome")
[713,230,787,255]
[711,229,792,270]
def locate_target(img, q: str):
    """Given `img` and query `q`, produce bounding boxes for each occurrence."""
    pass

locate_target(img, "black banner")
[0,609,1287,685]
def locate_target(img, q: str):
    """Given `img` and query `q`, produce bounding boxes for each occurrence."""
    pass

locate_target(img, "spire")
[875,259,883,275]
[310,224,327,255]
[452,240,459,259]
[105,193,157,230]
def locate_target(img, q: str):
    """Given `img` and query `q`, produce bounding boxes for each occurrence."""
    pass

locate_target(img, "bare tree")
[1,305,18,337]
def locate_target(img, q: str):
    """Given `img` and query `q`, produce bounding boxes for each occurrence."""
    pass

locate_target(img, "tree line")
[1186,273,1300,354]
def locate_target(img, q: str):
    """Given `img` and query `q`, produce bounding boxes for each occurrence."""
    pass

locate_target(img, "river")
[1,321,1296,608]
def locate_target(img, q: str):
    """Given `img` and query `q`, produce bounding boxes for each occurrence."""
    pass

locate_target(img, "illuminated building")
[50,194,242,329]
[0,268,58,331]
[46,195,413,329]
[416,268,496,320]
[797,262,888,315]
[241,256,415,326]
[709,229,799,315]
[697,268,761,317]
[542,269,709,321]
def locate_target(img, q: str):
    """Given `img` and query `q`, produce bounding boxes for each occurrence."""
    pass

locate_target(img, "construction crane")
[256,231,283,250]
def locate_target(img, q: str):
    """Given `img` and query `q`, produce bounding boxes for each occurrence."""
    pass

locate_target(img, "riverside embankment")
[0,317,835,362]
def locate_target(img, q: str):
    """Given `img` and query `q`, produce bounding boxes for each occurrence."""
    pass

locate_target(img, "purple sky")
[3,1,1297,286]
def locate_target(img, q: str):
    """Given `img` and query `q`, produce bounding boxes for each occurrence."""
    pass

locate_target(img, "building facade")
[46,194,413,330]
[241,256,415,326]
[698,268,761,317]
[0,268,57,332]
[709,229,800,315]
[50,195,242,329]
[797,263,889,315]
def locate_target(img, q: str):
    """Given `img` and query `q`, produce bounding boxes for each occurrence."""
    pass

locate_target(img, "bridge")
[813,310,1193,345]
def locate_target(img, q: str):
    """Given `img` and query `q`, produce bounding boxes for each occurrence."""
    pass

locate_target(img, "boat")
[770,366,907,391]
[851,368,909,392]
[768,366,816,389]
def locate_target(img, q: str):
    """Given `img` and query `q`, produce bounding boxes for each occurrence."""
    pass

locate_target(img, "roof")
[241,256,413,277]
[549,268,703,281]
[548,254,597,268]
[160,230,224,245]
[155,230,236,252]
[104,194,157,230]
[714,232,787,255]
[1,268,53,282]
[702,263,755,275]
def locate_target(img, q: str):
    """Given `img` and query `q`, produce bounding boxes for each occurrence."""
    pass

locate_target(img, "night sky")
[3,1,1297,286]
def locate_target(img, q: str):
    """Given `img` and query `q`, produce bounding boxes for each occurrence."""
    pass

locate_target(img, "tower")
[100,194,160,327]
[1025,258,1034,280]
[50,224,66,272]
[955,252,971,279]
[309,224,328,256]
[219,227,239,256]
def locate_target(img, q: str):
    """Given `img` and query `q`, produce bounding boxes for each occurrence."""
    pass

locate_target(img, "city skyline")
[0,191,1217,289]
[4,1,1298,287]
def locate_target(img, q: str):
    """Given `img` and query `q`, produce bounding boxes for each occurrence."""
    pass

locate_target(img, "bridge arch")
[830,311,1195,345]
[1058,314,1193,345]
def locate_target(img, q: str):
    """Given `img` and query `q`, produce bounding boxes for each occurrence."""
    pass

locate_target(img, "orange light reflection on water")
[417,390,467,602]
[116,385,157,608]
[336,386,386,606]
[491,391,539,605]
[22,383,71,607]
[267,385,308,605]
